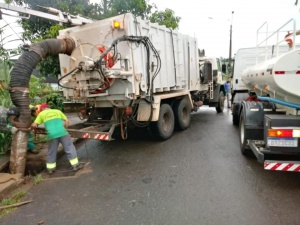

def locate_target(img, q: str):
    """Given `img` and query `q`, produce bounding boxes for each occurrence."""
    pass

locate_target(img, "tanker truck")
[1,4,225,142]
[231,18,300,172]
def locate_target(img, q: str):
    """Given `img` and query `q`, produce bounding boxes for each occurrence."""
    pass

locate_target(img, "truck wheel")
[150,104,175,140]
[216,92,225,113]
[239,112,250,155]
[232,113,239,125]
[173,99,191,131]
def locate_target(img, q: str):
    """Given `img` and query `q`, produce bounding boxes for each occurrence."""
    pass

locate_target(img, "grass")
[0,190,27,218]
[33,174,43,185]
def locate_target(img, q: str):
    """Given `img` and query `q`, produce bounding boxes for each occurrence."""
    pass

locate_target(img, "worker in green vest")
[31,103,80,174]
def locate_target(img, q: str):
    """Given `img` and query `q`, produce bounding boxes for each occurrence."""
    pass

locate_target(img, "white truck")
[1,3,226,142]
[230,18,300,172]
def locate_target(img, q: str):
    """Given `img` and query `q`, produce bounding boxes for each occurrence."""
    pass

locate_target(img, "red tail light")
[268,129,293,138]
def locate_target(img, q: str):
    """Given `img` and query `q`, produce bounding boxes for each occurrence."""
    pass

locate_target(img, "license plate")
[267,138,298,147]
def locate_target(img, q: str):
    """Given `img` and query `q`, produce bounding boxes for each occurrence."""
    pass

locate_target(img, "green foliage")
[0,61,13,108]
[28,75,64,110]
[0,131,12,154]
[29,75,53,104]
[150,8,181,30]
[33,174,43,185]
[35,24,63,77]
[34,24,64,77]
[110,0,153,19]
[46,92,64,112]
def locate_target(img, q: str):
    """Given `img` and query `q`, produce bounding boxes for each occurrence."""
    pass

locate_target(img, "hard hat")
[40,103,50,111]
[35,103,50,115]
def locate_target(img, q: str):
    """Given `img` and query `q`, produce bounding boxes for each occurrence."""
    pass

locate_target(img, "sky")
[1,0,299,59]
[152,0,299,58]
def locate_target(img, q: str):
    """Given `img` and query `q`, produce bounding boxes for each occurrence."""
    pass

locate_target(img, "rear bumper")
[249,140,300,172]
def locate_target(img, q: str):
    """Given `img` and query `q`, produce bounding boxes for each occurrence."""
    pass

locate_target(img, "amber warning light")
[113,20,122,29]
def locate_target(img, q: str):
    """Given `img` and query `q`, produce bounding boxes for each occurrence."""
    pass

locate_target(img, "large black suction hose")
[9,38,75,128]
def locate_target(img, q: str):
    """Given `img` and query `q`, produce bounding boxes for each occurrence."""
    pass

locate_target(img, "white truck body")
[232,46,292,92]
[58,13,199,111]
[241,49,300,106]
[50,12,226,140]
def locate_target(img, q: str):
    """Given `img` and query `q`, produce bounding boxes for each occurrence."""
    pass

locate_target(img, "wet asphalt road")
[2,107,300,225]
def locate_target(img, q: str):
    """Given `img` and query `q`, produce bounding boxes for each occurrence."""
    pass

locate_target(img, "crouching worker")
[31,103,80,174]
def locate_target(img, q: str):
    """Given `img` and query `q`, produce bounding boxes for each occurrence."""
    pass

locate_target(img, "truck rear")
[232,18,300,171]
[56,13,224,140]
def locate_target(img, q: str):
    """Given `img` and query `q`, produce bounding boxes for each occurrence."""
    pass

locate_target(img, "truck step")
[67,122,117,141]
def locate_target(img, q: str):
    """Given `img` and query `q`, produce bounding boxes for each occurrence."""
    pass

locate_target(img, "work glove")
[6,125,18,134]
[10,126,18,134]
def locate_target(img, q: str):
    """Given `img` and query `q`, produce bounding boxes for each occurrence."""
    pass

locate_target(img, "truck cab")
[199,56,224,85]
[198,56,226,112]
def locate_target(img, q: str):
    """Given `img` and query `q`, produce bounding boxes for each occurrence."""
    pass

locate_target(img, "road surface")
[2,107,300,225]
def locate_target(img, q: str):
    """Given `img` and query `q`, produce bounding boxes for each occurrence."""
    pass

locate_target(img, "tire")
[216,91,225,113]
[232,102,240,125]
[239,112,251,155]
[233,113,239,125]
[173,99,191,131]
[150,104,175,140]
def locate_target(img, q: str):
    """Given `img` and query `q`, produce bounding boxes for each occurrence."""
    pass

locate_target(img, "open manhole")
[42,162,90,180]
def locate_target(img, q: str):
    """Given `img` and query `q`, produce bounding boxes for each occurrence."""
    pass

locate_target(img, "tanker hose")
[9,38,75,128]
[257,96,300,110]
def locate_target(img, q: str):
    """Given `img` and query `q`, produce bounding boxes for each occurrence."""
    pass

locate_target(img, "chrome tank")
[241,49,300,105]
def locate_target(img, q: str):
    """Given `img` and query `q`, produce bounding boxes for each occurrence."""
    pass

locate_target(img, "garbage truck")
[1,3,225,142]
[230,18,300,172]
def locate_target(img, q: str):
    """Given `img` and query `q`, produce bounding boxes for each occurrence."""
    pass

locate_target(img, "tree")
[150,8,181,30]
[35,24,63,77]
[110,0,153,19]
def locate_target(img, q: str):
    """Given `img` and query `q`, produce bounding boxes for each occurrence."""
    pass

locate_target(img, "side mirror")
[222,64,226,74]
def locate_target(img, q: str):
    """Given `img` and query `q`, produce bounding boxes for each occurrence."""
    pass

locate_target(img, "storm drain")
[42,162,90,180]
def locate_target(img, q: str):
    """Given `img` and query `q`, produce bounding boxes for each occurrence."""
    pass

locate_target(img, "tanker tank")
[241,49,300,105]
